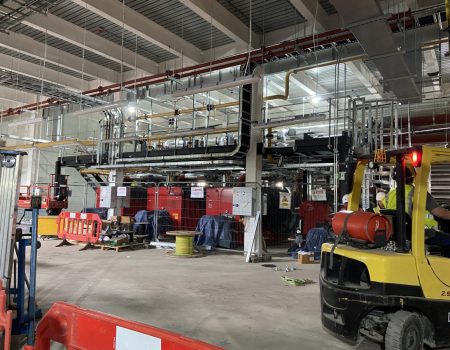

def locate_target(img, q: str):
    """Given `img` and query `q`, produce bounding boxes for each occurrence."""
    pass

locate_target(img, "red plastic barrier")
[0,281,12,350]
[24,302,224,350]
[57,212,102,244]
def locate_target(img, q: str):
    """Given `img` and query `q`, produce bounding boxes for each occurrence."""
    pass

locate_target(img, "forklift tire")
[385,311,424,350]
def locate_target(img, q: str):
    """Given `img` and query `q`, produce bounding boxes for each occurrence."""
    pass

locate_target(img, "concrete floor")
[34,240,380,350]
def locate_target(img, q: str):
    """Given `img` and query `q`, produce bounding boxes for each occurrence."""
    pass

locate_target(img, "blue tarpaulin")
[195,215,236,249]
[133,210,173,240]
[304,227,329,253]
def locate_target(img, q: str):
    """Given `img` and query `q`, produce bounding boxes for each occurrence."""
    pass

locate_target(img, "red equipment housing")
[299,201,331,236]
[205,187,244,247]
[147,187,205,230]
[205,187,233,216]
[332,211,393,244]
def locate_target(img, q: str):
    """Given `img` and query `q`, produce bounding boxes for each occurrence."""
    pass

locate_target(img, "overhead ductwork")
[331,0,422,103]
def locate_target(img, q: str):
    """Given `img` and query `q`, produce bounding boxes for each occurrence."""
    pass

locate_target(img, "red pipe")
[0,11,414,117]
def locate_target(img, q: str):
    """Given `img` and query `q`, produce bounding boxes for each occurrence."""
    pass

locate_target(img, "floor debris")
[281,276,314,286]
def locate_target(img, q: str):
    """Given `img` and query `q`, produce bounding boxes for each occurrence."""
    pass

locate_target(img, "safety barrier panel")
[57,212,102,244]
[0,281,12,350]
[24,302,224,350]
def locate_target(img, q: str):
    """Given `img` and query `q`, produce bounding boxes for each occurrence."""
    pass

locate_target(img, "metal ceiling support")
[330,0,422,102]
[0,52,89,92]
[0,11,416,117]
[288,0,339,31]
[0,31,118,84]
[181,0,260,47]
[69,0,203,65]
[22,12,159,74]
[0,0,63,33]
[0,85,37,105]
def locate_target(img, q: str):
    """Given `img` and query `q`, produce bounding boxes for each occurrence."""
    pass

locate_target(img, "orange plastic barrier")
[24,302,224,350]
[0,281,12,350]
[57,212,102,244]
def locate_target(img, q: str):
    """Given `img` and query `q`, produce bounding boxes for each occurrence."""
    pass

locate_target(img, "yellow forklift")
[320,146,450,349]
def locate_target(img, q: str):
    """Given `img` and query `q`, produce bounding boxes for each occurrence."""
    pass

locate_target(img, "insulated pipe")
[264,55,366,101]
[99,126,239,144]
[96,160,244,169]
[2,139,96,150]
[62,101,129,118]
[137,101,239,120]
[283,163,334,169]
[252,114,329,130]
[169,76,260,98]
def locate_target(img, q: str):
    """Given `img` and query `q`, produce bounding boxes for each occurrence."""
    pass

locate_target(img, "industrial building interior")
[0,0,450,349]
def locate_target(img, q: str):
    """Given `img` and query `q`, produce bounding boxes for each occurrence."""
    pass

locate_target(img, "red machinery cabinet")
[147,187,182,228]
[121,187,147,217]
[147,187,204,230]
[205,187,244,247]
[206,187,233,216]
[299,201,330,236]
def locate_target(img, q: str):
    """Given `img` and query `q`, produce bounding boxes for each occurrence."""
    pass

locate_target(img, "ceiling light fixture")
[311,96,322,105]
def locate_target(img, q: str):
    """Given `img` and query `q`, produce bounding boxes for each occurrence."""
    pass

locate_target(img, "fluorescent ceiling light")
[311,96,322,105]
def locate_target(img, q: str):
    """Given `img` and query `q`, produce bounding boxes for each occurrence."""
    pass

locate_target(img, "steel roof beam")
[0,85,38,105]
[70,0,203,65]
[0,52,89,92]
[23,12,159,74]
[289,0,384,99]
[288,0,339,32]
[347,60,383,98]
[181,0,260,48]
[0,31,119,84]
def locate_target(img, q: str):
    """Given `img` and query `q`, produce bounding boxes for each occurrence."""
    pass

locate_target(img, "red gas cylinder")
[332,211,392,244]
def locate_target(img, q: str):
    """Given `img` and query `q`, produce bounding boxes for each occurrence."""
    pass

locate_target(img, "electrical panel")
[99,186,130,208]
[100,186,116,208]
[232,187,254,216]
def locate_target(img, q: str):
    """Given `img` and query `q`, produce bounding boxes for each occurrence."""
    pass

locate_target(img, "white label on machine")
[311,188,327,201]
[80,213,87,220]
[117,186,127,197]
[116,326,161,350]
[69,212,76,219]
[279,192,291,210]
[190,186,204,199]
